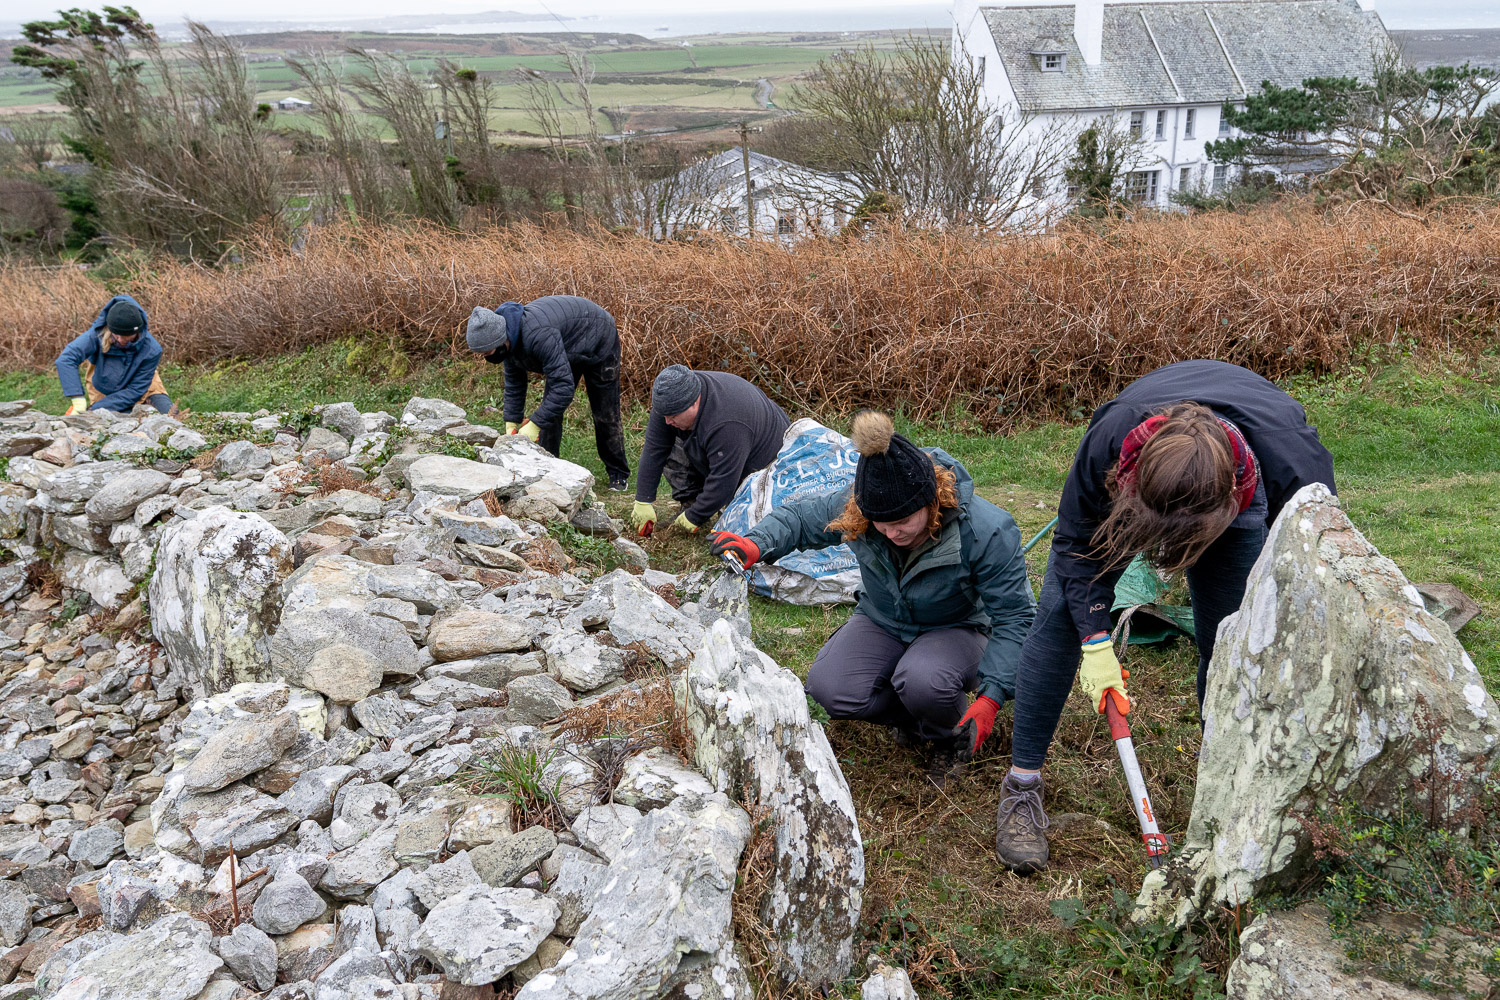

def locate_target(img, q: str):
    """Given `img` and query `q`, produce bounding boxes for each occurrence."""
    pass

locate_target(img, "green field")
[1,30,919,139]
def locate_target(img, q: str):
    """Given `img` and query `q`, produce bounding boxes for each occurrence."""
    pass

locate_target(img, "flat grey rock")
[471,826,557,888]
[252,870,327,935]
[408,850,482,908]
[85,468,172,523]
[181,711,300,793]
[217,921,278,991]
[413,884,559,986]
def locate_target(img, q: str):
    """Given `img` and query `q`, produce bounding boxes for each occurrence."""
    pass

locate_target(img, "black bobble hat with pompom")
[850,410,936,521]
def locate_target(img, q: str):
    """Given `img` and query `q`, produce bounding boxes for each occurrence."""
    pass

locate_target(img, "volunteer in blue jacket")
[708,411,1035,785]
[465,295,630,491]
[994,360,1337,874]
[55,295,174,415]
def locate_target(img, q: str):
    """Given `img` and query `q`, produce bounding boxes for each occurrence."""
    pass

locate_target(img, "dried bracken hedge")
[6,203,1499,423]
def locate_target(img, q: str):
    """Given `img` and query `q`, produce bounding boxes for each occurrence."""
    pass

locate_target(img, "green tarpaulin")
[1112,555,1195,645]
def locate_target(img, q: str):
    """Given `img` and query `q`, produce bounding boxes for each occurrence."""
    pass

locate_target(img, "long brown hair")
[828,462,960,541]
[1091,403,1239,574]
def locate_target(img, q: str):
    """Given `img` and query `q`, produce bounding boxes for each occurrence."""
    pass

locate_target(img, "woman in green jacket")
[709,412,1036,784]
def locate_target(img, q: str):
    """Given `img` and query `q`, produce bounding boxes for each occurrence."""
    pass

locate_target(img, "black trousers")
[662,440,703,505]
[536,358,630,484]
[1010,487,1270,770]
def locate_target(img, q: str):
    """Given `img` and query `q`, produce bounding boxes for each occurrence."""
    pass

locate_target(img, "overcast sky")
[6,0,1495,30]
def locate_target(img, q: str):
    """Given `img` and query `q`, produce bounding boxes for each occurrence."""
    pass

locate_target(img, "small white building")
[953,0,1394,217]
[643,147,862,240]
[277,97,313,111]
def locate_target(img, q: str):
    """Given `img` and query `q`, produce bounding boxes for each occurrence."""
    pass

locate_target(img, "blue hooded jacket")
[55,295,164,412]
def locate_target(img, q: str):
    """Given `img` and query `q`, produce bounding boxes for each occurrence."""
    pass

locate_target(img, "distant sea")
[407,5,953,37]
[3,0,1493,41]
[368,2,1495,36]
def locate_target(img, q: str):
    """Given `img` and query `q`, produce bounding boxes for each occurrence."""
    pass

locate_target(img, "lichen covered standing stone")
[1136,484,1500,925]
[149,507,295,697]
[681,619,864,985]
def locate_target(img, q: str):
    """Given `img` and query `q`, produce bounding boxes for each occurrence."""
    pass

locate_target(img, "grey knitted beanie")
[465,307,509,355]
[651,365,703,416]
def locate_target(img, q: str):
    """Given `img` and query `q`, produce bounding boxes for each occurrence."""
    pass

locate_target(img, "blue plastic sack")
[715,418,861,605]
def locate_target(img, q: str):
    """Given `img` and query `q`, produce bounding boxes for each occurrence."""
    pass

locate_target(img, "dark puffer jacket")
[1053,359,1337,639]
[746,449,1035,703]
[493,295,620,429]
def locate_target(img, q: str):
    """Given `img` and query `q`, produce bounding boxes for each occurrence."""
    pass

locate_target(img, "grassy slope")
[4,345,1495,996]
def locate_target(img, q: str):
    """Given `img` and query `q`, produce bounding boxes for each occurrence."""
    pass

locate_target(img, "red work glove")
[958,695,1000,754]
[708,531,760,569]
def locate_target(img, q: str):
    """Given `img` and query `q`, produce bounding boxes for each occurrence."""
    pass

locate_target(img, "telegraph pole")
[739,121,754,237]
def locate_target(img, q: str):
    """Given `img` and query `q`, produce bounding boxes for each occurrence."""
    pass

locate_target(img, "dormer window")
[1030,38,1067,72]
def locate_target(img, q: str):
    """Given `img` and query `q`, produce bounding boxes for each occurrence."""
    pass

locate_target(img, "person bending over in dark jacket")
[465,294,630,491]
[994,359,1337,875]
[708,411,1035,786]
[55,295,175,415]
[630,365,790,534]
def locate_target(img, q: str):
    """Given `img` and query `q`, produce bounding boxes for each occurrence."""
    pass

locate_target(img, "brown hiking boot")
[995,771,1050,874]
[925,735,966,788]
[926,718,981,788]
[890,726,923,751]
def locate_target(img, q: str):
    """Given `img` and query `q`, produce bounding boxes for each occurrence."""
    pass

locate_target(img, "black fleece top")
[1053,360,1336,640]
[635,371,790,526]
[494,295,619,429]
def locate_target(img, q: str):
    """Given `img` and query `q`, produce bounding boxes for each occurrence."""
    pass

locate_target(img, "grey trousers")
[804,613,986,740]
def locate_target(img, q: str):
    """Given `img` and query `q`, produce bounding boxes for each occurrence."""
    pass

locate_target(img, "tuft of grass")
[458,739,566,832]
[555,675,696,767]
[546,520,626,575]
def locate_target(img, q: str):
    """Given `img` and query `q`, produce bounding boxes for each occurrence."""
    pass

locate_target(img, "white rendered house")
[952,0,1395,217]
[641,147,862,240]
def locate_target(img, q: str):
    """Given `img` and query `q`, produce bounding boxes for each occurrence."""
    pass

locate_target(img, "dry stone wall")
[0,397,868,1000]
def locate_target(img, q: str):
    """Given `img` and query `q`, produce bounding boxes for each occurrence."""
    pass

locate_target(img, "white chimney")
[953,0,982,41]
[1074,0,1104,67]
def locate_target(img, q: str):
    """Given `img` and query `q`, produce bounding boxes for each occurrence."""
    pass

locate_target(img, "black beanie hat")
[105,300,144,335]
[850,411,936,522]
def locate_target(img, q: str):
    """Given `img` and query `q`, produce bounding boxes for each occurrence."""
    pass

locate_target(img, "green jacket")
[747,449,1035,702]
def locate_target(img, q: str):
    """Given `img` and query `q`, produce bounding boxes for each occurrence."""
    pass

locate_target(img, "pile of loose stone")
[0,396,872,1000]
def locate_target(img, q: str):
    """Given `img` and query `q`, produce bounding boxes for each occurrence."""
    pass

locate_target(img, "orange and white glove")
[66,397,88,416]
[516,421,541,443]
[505,421,520,435]
[1079,634,1130,714]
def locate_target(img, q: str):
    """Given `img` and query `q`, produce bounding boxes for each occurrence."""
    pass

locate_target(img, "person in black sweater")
[993,360,1337,875]
[630,366,790,533]
[465,295,630,490]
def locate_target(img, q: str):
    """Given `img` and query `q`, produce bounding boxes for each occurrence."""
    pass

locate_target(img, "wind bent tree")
[791,36,1075,230]
[1208,52,1500,214]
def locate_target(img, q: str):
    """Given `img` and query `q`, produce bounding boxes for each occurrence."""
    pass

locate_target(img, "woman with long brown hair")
[994,360,1336,874]
[708,411,1035,786]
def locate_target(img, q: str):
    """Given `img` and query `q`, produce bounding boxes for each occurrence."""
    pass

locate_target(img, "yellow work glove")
[505,421,520,435]
[672,512,699,534]
[65,396,88,416]
[1079,635,1130,714]
[631,501,656,531]
[516,421,541,443]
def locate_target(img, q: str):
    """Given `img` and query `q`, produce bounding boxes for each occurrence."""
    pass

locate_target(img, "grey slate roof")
[981,0,1393,111]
